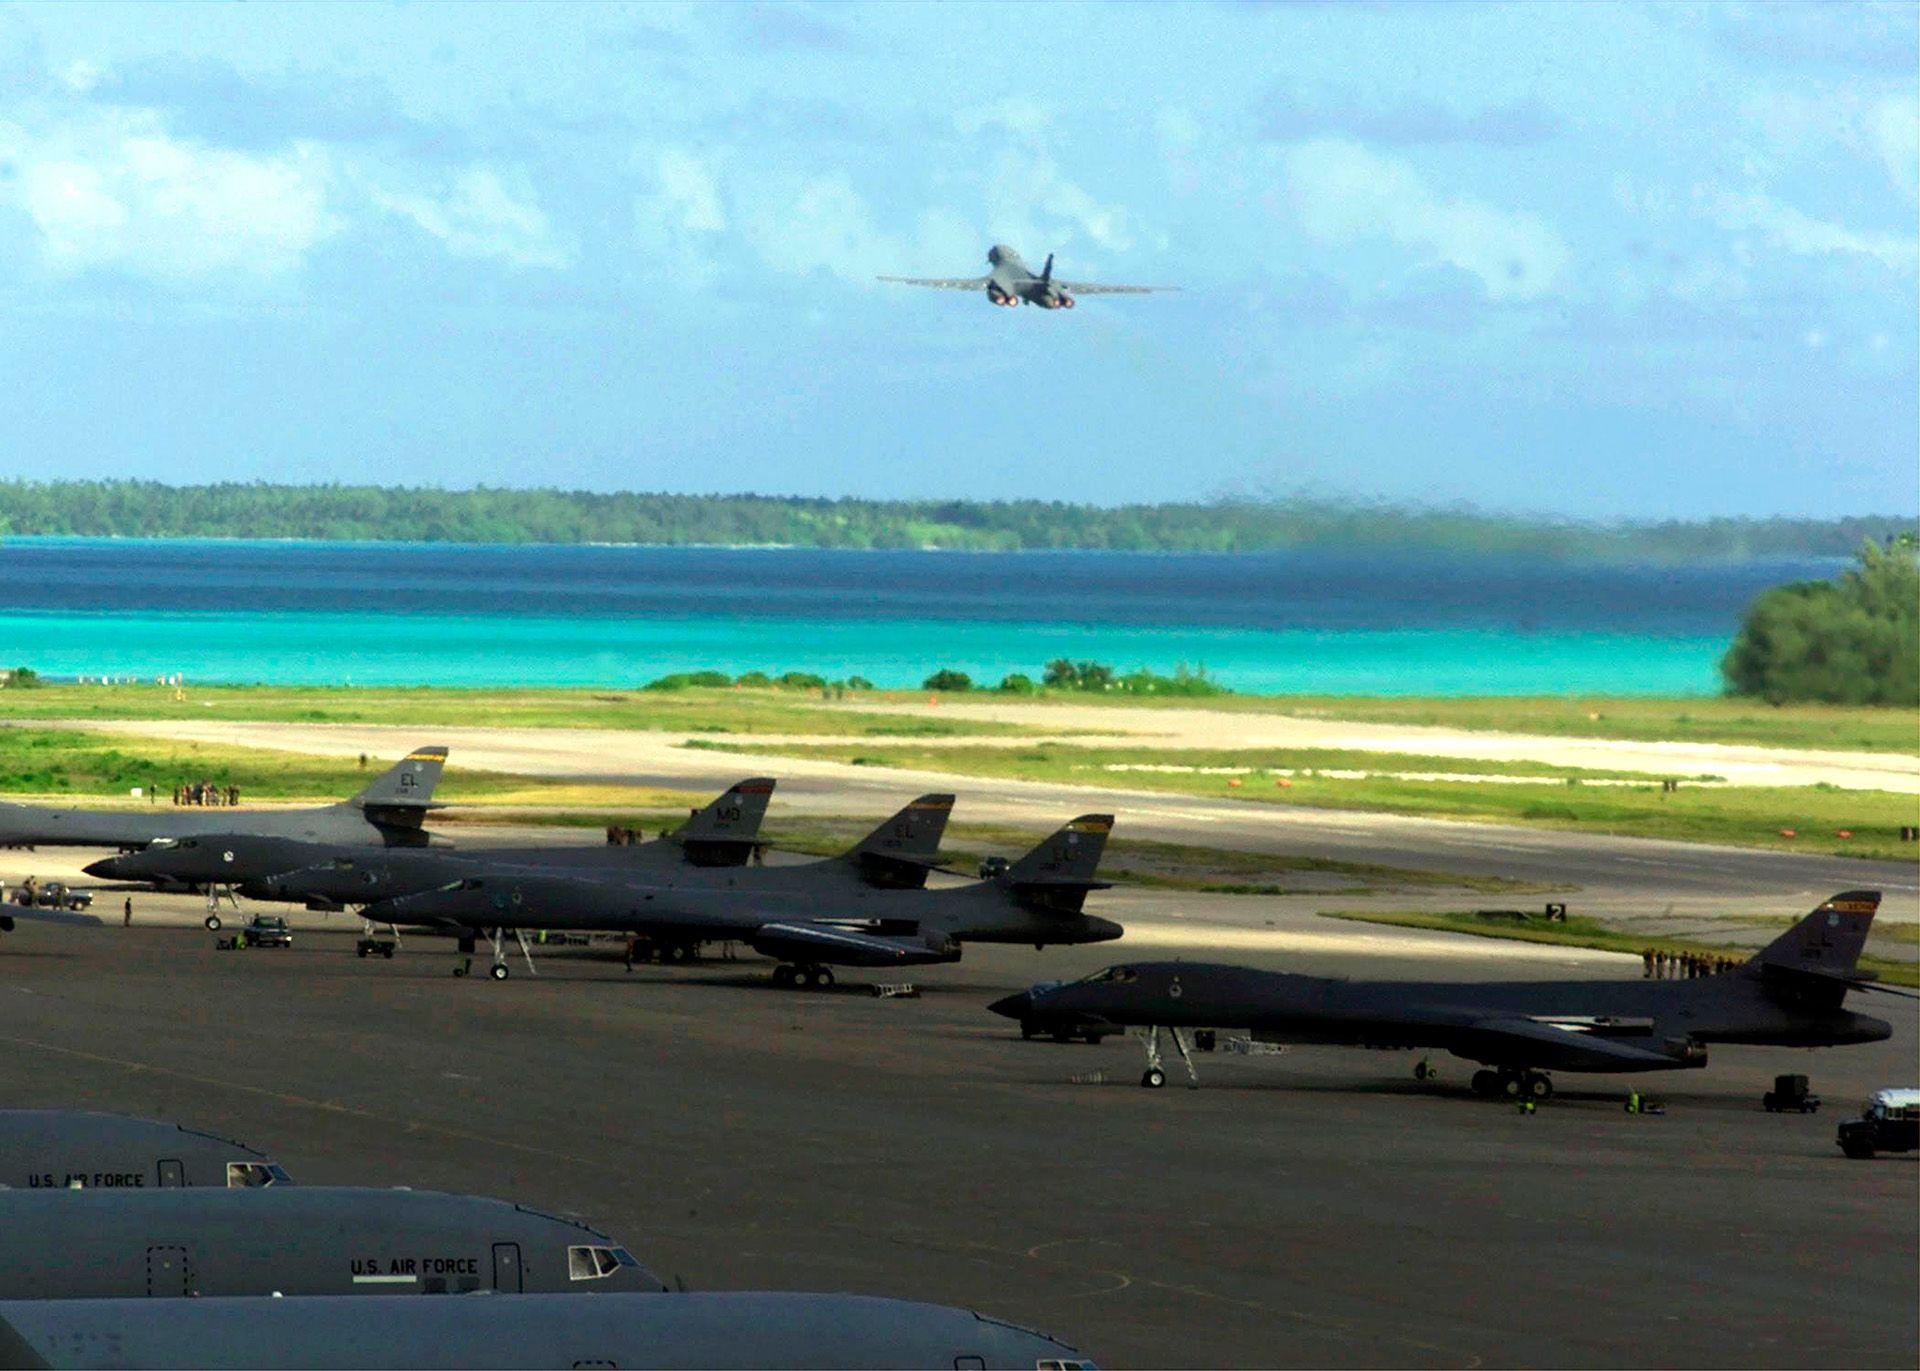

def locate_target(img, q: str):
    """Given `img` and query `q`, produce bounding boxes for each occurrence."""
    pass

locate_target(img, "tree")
[923,669,973,692]
[1722,538,1919,705]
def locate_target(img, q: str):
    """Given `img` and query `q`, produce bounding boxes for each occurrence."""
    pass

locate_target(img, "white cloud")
[0,111,338,280]
[1707,187,1917,273]
[1278,139,1568,300]
[953,97,1050,141]
[983,150,1134,255]
[1870,94,1918,198]
[370,166,569,269]
[655,148,726,232]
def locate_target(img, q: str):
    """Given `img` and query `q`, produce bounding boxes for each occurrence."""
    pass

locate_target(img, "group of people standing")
[173,781,239,807]
[1641,947,1739,979]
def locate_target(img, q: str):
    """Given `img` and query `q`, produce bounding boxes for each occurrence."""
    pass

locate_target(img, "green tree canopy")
[1722,539,1919,705]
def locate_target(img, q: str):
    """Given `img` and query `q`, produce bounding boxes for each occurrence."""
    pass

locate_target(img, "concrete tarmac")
[0,906,1912,1369]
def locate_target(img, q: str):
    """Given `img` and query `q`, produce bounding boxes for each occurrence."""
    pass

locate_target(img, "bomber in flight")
[879,245,1175,309]
[993,891,1905,1098]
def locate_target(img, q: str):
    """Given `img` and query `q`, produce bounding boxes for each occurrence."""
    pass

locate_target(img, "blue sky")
[0,1,1913,517]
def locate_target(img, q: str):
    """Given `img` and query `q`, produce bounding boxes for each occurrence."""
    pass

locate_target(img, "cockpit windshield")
[1076,966,1138,986]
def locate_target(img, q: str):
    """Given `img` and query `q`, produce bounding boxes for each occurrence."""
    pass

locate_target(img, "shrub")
[643,670,731,691]
[923,669,973,692]
[1722,538,1919,705]
[997,673,1038,694]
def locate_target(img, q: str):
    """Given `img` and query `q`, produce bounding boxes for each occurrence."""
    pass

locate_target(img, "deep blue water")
[0,539,1833,693]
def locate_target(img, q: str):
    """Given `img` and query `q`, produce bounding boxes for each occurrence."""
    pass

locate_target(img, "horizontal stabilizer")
[1,906,104,930]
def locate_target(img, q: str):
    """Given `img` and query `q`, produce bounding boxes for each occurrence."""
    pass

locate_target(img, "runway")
[0,911,1911,1368]
[54,718,1920,922]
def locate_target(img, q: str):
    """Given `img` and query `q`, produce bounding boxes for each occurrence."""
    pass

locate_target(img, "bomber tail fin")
[1002,814,1113,912]
[840,794,954,890]
[667,778,775,867]
[1753,890,1880,976]
[1750,891,1883,1004]
[1041,252,1054,285]
[350,746,448,829]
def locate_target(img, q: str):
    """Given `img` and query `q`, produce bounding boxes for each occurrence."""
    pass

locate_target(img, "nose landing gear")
[1133,1025,1198,1089]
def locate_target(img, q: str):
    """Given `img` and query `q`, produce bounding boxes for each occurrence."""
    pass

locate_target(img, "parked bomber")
[879,244,1176,309]
[992,891,1906,1098]
[0,1187,661,1298]
[0,1293,1095,1370]
[362,813,1123,985]
[84,777,786,913]
[0,747,448,852]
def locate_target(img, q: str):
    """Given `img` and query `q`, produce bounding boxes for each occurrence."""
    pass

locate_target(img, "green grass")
[1094,693,1920,755]
[696,741,1919,860]
[0,684,1030,738]
[752,822,1551,897]
[0,726,702,810]
[1321,908,1920,988]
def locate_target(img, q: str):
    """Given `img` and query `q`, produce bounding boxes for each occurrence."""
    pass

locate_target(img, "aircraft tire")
[1142,1067,1166,1089]
[1524,1072,1553,1102]
[204,915,222,932]
[772,965,795,988]
[1470,1069,1498,1097]
[489,963,509,982]
[1500,1073,1525,1100]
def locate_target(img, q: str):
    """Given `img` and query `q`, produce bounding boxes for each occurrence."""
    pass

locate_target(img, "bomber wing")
[876,275,990,290]
[1054,280,1178,295]
[1444,1013,1704,1073]
[750,920,959,968]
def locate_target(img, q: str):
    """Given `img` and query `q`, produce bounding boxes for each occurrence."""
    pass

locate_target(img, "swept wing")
[875,275,989,290]
[1055,280,1178,295]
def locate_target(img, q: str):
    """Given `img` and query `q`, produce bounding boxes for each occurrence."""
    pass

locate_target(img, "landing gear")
[1472,1068,1552,1101]
[661,941,695,965]
[1413,1057,1437,1082]
[771,963,834,990]
[204,914,222,932]
[489,962,509,981]
[1132,1026,1199,1089]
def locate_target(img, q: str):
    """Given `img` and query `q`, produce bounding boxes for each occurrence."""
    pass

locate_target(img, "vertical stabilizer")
[1753,890,1880,976]
[350,747,448,816]
[843,794,954,889]
[668,778,775,866]
[1003,815,1114,911]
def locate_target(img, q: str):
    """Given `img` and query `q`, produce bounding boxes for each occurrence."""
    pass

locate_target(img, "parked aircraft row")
[4,747,1903,1103]
[0,1108,1092,1369]
[48,757,1124,986]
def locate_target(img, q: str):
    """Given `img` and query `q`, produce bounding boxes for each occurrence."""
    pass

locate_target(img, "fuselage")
[369,870,1123,958]
[1015,962,1891,1070]
[984,245,1073,309]
[0,800,418,852]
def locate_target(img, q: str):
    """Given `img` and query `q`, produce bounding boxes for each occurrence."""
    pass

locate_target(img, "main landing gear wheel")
[1523,1072,1553,1101]
[489,963,509,981]
[804,966,834,990]
[1470,1069,1498,1097]
[204,915,222,932]
[772,965,796,988]
[1141,1067,1167,1089]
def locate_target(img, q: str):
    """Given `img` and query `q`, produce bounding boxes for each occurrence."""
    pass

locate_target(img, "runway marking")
[904,1232,1481,1367]
[0,1032,615,1173]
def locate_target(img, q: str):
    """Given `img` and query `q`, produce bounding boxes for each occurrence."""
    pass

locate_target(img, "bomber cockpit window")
[226,1161,290,1187]
[567,1245,629,1281]
[1077,966,1138,986]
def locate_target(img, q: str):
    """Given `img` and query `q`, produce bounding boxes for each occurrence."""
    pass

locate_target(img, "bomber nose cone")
[988,989,1034,1021]
[82,856,125,879]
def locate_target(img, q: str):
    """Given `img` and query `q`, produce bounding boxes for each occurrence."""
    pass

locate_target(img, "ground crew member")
[1641,948,1655,978]
[1625,1091,1641,1114]
[122,896,132,927]
[624,934,637,972]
